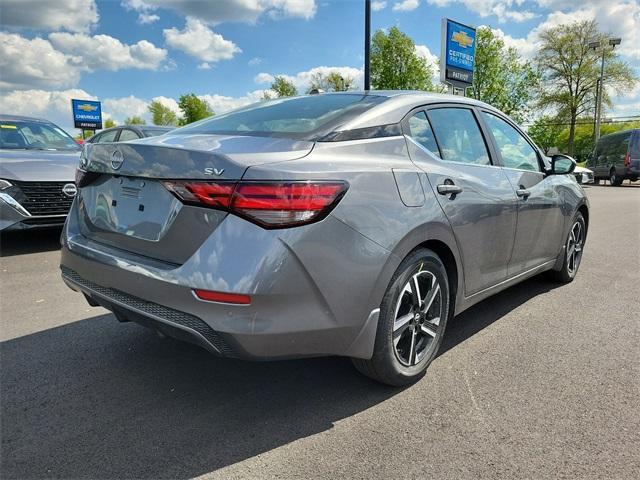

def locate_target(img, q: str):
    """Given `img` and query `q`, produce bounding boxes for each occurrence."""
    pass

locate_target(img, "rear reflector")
[193,289,251,305]
[164,180,348,228]
[624,153,631,167]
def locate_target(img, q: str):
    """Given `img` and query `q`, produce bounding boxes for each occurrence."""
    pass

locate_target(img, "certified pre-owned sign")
[71,99,102,130]
[440,18,477,87]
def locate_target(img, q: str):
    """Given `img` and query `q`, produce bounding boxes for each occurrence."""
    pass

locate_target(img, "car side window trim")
[424,105,496,167]
[402,104,503,169]
[477,108,544,173]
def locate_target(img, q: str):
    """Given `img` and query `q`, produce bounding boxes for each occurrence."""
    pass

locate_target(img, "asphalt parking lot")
[1,184,639,479]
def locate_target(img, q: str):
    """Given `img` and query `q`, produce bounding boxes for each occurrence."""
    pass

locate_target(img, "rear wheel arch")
[578,204,589,233]
[413,239,458,320]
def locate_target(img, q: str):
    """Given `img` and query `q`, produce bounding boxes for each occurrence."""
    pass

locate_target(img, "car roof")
[0,114,55,124]
[325,91,499,131]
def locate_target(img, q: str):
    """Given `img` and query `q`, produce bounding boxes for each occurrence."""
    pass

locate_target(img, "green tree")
[148,100,178,126]
[178,93,214,125]
[270,76,298,97]
[466,27,539,123]
[370,26,434,91]
[536,19,638,156]
[527,116,563,154]
[124,116,146,125]
[308,71,355,92]
[104,118,116,128]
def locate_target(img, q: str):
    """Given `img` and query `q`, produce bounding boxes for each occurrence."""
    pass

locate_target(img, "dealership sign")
[71,99,102,129]
[440,18,476,87]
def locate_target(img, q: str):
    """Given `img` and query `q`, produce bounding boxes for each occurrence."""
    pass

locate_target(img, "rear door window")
[118,129,140,142]
[95,129,118,143]
[426,108,491,165]
[407,111,440,157]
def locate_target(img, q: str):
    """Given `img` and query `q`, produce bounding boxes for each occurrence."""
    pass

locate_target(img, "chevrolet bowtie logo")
[451,31,474,48]
[77,104,98,112]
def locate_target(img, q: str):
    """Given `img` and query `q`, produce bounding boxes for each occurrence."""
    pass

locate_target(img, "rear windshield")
[0,120,79,151]
[174,94,386,139]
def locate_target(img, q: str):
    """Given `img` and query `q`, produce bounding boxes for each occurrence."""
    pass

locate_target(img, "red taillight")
[164,181,234,208]
[193,289,251,305]
[624,153,631,167]
[164,180,348,228]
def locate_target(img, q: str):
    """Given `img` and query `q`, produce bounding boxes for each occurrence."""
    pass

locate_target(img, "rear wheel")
[610,168,624,186]
[352,249,450,386]
[548,212,586,283]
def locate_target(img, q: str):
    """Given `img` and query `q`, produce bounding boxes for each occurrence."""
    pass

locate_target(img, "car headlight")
[0,179,12,190]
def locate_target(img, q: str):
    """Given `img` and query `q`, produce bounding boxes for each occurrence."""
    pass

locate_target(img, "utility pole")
[364,0,371,91]
[588,37,621,142]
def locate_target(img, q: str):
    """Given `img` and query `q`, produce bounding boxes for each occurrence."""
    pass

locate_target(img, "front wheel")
[352,249,450,386]
[548,212,586,283]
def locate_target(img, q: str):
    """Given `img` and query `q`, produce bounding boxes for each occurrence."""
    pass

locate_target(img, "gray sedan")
[60,92,588,385]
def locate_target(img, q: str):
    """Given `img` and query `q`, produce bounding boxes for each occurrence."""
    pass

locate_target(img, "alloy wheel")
[392,270,443,367]
[566,220,584,276]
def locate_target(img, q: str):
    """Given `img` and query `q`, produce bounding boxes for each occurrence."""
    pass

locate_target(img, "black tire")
[352,248,450,386]
[610,168,624,186]
[548,212,586,283]
[593,178,600,185]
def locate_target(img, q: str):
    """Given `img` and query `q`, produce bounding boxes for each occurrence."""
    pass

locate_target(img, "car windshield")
[0,120,80,151]
[174,94,386,139]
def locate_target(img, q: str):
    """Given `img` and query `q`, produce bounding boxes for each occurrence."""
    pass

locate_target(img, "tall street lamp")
[588,37,622,142]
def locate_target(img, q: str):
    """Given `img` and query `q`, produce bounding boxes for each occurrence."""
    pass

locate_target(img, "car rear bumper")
[60,207,391,360]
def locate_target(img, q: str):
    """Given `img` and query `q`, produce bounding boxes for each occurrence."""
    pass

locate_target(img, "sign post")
[71,99,102,139]
[440,18,476,95]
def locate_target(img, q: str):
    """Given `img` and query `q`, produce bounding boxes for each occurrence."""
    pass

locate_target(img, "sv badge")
[204,167,225,176]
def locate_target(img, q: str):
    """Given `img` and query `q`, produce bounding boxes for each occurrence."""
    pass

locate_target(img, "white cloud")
[393,0,420,12]
[0,33,82,90]
[49,32,168,71]
[163,17,241,63]
[121,0,317,24]
[0,31,168,90]
[425,0,536,23]
[255,66,364,92]
[198,63,212,70]
[491,2,640,62]
[0,89,97,132]
[415,45,443,87]
[103,95,149,122]
[138,13,160,24]
[0,0,98,32]
[254,73,276,84]
[248,57,263,66]
[150,96,181,116]
[372,1,387,11]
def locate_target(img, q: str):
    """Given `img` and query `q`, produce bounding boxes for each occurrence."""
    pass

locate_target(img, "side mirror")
[551,154,576,175]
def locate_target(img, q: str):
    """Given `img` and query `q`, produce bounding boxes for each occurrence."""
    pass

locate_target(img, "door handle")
[516,188,531,198]
[437,184,463,195]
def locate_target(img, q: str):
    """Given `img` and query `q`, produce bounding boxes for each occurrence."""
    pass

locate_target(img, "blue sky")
[1,0,638,133]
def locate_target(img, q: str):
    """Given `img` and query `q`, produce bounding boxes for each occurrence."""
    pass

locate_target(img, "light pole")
[364,0,371,91]
[588,37,621,142]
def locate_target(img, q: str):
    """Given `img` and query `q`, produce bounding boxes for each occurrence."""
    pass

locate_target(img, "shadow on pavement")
[0,227,62,257]
[1,274,560,479]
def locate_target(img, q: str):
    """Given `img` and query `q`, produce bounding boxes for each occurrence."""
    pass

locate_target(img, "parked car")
[573,165,594,184]
[0,115,80,231]
[587,129,640,185]
[61,92,588,386]
[86,125,173,144]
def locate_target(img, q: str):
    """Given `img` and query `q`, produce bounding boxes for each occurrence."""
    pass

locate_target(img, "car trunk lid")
[77,134,314,264]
